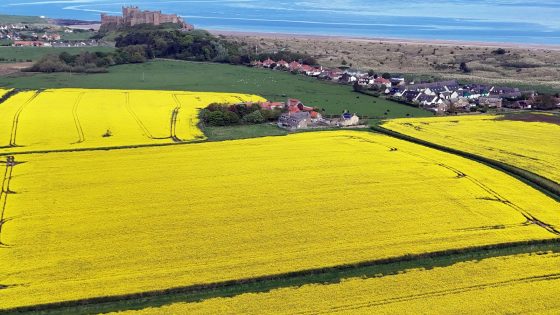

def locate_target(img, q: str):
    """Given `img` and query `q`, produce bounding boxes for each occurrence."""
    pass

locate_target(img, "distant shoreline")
[210,29,560,51]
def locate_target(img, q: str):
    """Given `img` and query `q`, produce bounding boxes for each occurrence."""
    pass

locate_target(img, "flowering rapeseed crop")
[0,88,266,153]
[0,91,37,148]
[118,252,560,314]
[1,131,558,309]
[382,115,560,183]
[0,88,11,98]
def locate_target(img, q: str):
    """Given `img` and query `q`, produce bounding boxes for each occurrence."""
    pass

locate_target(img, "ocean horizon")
[1,0,559,45]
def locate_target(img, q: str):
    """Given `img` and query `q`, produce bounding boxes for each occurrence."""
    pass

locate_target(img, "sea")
[1,0,559,45]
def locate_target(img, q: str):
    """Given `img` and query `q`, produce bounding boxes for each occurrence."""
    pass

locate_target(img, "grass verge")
[202,124,288,141]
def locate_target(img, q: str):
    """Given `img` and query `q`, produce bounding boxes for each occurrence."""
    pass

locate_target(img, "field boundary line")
[0,138,207,156]
[371,125,560,202]
[0,89,19,106]
[1,239,559,314]
[299,273,560,315]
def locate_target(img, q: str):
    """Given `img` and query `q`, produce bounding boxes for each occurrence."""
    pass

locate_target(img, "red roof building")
[262,58,275,68]
[300,65,313,73]
[259,101,285,110]
[374,77,392,85]
[277,60,289,68]
[288,61,302,71]
[13,41,44,47]
[287,99,315,113]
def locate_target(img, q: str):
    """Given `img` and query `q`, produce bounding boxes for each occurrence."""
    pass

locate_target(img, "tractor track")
[170,95,183,142]
[0,156,15,247]
[345,132,560,236]
[297,272,560,315]
[71,92,85,144]
[124,92,157,140]
[8,90,42,147]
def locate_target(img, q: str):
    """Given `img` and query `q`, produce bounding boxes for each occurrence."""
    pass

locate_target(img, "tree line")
[27,27,317,73]
[200,103,283,126]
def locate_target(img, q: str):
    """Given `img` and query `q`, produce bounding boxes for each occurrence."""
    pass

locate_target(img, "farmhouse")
[338,112,360,127]
[278,112,311,129]
[478,97,503,108]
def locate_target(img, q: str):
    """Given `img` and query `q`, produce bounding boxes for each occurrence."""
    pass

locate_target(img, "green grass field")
[60,31,96,41]
[203,124,289,141]
[0,46,115,62]
[0,59,430,118]
[0,14,47,24]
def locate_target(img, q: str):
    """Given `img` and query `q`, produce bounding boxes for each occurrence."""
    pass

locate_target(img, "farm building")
[278,112,311,129]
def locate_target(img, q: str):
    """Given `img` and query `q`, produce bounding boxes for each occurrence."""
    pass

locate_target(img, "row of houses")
[11,40,100,47]
[252,58,406,86]
[7,32,61,46]
[252,58,390,84]
[388,80,533,113]
[252,58,557,115]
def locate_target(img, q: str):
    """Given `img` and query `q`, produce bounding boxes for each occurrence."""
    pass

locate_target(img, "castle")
[101,6,193,30]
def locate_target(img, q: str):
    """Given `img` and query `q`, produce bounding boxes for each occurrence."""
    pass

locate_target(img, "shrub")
[223,110,240,125]
[242,110,265,124]
[459,62,472,73]
[206,111,227,126]
[260,109,283,122]
[492,48,507,55]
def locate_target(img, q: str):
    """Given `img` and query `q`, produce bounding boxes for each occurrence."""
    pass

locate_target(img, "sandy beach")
[211,30,560,51]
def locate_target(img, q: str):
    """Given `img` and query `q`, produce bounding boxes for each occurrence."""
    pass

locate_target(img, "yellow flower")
[1,131,558,309]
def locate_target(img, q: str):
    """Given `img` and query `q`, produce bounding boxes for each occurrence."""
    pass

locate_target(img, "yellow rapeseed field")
[0,91,38,148]
[0,88,12,98]
[382,114,560,183]
[0,88,265,154]
[1,131,559,309]
[116,251,560,314]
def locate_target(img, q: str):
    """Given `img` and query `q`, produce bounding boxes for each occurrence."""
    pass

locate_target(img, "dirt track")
[0,62,32,76]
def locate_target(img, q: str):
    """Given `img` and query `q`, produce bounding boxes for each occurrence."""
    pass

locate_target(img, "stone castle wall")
[101,6,192,29]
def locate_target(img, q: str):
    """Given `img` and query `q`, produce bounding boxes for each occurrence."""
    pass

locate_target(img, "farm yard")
[1,131,559,310]
[381,114,560,184]
[0,88,264,154]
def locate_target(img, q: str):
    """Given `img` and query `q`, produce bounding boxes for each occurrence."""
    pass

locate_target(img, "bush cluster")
[26,45,150,73]
[200,103,283,126]
[115,29,250,64]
